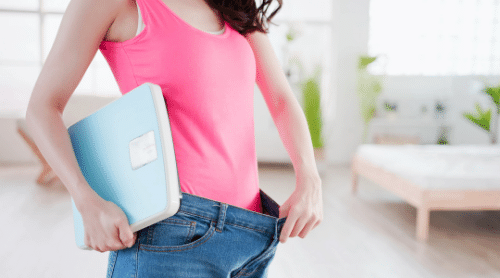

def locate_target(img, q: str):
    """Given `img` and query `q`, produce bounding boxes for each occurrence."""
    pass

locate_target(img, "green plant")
[301,65,324,149]
[463,103,491,131]
[356,55,383,143]
[283,24,324,149]
[463,83,500,144]
[286,28,297,42]
[436,126,450,145]
[485,86,500,114]
[437,134,449,145]
[384,101,397,112]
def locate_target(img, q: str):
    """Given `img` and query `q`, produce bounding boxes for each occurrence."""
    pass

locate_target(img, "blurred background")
[1,0,500,277]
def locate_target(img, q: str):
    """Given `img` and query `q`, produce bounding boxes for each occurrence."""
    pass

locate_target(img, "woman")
[25,0,323,276]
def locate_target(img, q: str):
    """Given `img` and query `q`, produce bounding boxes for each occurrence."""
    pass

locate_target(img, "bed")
[351,144,500,241]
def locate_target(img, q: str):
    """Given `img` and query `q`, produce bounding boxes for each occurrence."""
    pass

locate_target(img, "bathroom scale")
[67,82,182,250]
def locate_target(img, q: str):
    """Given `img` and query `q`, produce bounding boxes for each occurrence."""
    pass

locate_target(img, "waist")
[176,153,261,212]
[177,189,286,236]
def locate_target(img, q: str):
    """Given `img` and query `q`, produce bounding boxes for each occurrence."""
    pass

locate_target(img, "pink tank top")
[98,0,262,213]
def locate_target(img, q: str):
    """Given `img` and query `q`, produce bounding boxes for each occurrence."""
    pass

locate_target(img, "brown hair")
[204,0,283,36]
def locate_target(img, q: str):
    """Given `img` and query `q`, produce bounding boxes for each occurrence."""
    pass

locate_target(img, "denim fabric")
[106,189,286,278]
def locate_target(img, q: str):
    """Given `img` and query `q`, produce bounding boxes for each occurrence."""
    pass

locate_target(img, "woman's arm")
[244,30,323,243]
[25,0,137,252]
[26,0,121,210]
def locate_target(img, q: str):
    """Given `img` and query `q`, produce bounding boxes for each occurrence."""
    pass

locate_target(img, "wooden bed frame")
[351,154,500,242]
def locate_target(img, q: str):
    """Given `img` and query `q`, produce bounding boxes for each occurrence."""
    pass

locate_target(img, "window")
[0,0,120,114]
[368,0,500,76]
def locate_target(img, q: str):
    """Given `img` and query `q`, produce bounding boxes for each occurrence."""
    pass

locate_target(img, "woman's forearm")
[25,104,98,211]
[270,92,321,185]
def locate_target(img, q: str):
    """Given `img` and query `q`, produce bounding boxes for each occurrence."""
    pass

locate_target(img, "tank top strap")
[136,0,230,38]
[135,0,151,27]
[136,0,180,32]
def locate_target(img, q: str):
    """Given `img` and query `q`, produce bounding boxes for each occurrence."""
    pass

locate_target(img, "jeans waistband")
[176,189,287,238]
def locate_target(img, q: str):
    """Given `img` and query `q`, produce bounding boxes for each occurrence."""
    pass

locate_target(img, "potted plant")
[383,100,398,119]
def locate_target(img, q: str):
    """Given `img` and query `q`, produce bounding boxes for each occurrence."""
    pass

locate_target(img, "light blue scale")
[68,83,181,250]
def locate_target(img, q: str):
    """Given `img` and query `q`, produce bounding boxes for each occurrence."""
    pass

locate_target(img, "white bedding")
[355,144,500,190]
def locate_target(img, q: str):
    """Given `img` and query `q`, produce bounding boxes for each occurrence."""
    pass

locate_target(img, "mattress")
[355,144,500,190]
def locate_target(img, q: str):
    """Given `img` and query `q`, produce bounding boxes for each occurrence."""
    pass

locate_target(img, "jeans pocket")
[139,212,216,252]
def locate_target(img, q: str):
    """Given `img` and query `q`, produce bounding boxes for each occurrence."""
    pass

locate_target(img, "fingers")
[279,201,290,219]
[280,210,308,243]
[117,218,134,248]
[87,230,125,252]
[289,214,309,238]
[279,205,323,243]
[280,215,321,243]
[297,210,323,238]
[279,207,298,243]
[297,218,316,238]
[85,220,136,252]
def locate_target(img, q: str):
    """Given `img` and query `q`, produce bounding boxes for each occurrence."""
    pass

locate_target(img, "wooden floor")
[1,163,500,277]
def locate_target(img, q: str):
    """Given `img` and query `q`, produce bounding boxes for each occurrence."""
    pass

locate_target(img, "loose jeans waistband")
[176,189,287,239]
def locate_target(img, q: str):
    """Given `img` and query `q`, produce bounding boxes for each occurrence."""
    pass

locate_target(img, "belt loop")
[275,218,285,241]
[216,203,228,232]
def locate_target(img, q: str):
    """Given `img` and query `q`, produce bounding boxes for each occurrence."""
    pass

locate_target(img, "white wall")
[326,0,370,165]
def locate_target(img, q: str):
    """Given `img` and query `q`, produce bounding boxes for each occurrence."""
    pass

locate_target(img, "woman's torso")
[99,0,263,213]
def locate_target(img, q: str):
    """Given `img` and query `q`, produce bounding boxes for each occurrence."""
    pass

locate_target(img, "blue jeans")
[106,189,287,278]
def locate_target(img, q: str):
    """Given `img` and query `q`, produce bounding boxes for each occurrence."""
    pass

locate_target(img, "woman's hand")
[79,193,137,252]
[278,174,323,243]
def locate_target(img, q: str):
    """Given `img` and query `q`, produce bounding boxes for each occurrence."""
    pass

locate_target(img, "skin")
[244,30,323,243]
[25,0,323,252]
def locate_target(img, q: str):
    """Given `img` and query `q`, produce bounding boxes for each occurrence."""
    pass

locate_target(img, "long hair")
[204,0,283,36]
